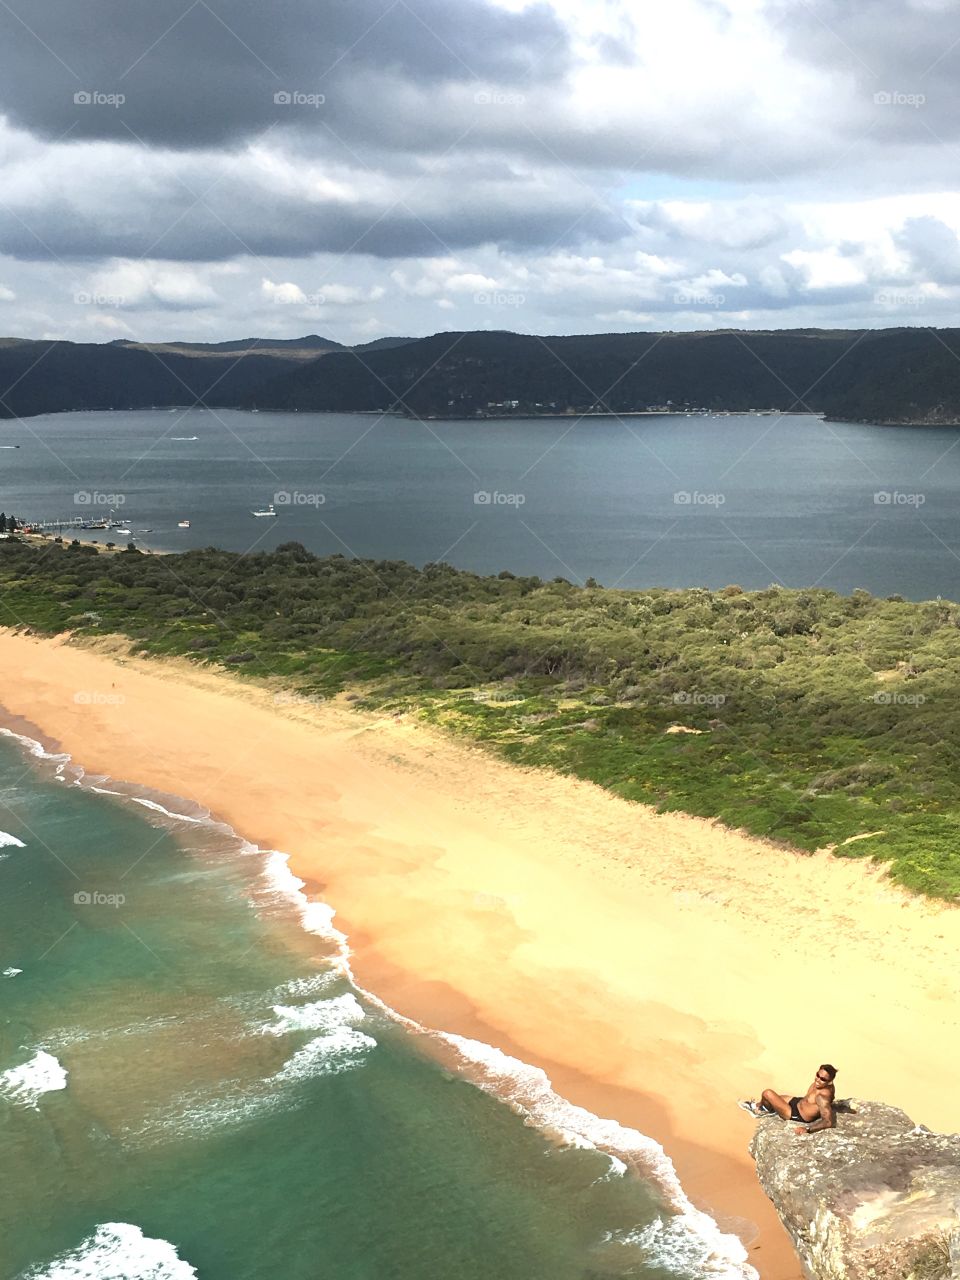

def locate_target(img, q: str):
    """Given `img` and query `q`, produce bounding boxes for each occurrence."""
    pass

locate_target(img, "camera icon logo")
[74,90,92,105]
[274,91,292,105]
[74,891,92,905]
[74,490,92,504]
[274,490,292,505]
[473,490,492,504]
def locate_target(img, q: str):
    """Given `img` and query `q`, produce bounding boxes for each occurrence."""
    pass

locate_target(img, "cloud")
[83,261,220,310]
[0,0,570,148]
[1,0,960,340]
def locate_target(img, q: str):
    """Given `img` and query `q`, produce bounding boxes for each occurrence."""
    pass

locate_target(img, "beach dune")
[3,629,959,1280]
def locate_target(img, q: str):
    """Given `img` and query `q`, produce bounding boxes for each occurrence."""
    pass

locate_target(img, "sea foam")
[263,992,367,1036]
[434,1033,756,1278]
[20,1223,197,1279]
[0,1049,68,1107]
[259,850,350,957]
[263,993,377,1079]
[0,829,26,847]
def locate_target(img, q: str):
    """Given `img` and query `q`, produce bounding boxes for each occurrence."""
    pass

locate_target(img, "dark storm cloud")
[0,157,627,262]
[0,0,569,148]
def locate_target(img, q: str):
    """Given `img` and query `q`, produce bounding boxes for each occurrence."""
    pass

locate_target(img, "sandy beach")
[3,630,959,1279]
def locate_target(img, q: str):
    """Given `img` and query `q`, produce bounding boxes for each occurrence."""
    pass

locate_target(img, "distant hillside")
[351,336,418,354]
[805,327,960,425]
[245,328,860,416]
[246,327,960,424]
[117,335,344,359]
[0,339,301,419]
[4,327,960,424]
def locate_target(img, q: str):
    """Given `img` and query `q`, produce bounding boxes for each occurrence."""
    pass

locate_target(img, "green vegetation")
[3,537,960,900]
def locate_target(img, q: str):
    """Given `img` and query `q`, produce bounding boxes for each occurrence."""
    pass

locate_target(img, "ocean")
[3,408,960,600]
[0,728,755,1280]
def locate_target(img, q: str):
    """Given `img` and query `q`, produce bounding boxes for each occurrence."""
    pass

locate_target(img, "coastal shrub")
[4,538,960,901]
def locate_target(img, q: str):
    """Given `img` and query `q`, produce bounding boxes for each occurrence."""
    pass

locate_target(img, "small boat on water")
[170,436,199,441]
[251,503,278,517]
[177,519,191,528]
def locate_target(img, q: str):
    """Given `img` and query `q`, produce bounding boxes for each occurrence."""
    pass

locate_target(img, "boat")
[170,436,199,441]
[251,503,278,518]
[177,520,191,528]
[112,528,131,536]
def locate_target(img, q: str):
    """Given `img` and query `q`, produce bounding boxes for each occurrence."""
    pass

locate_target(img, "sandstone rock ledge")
[750,1100,960,1280]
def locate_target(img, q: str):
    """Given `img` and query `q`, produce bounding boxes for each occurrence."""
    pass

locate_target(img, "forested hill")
[0,338,304,419]
[3,327,960,423]
[248,326,960,423]
[0,334,416,419]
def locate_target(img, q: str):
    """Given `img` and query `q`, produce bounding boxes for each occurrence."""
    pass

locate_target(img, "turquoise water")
[0,730,753,1280]
[3,408,960,599]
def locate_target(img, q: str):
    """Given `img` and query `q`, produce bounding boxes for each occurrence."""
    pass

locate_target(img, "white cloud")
[261,279,308,305]
[781,248,867,290]
[84,261,219,310]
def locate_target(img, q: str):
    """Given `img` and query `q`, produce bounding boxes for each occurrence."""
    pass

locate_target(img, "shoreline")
[3,632,960,1278]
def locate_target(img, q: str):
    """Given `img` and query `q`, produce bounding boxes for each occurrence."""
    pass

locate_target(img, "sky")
[0,0,959,344]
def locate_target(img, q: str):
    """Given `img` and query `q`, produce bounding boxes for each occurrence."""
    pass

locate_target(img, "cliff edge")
[750,1100,960,1279]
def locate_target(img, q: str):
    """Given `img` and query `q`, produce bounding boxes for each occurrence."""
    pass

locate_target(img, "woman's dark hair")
[820,1063,838,1079]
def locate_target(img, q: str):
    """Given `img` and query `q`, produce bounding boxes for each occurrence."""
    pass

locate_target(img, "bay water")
[2,408,960,599]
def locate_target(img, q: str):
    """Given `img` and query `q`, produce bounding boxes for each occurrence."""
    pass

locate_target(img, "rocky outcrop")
[750,1100,960,1280]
